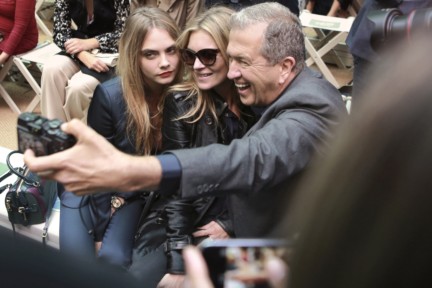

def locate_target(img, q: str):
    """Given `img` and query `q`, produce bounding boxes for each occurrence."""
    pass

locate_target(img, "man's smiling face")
[226,23,282,107]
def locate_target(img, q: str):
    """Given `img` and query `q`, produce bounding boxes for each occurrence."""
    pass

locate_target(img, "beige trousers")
[41,55,99,123]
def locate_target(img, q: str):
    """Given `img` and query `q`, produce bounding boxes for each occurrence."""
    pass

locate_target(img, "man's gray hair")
[230,2,305,71]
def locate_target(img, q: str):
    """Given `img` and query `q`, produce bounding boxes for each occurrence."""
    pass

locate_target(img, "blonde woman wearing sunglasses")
[156,6,256,287]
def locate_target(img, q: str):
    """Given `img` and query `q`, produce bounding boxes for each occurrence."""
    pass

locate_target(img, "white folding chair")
[35,0,53,38]
[0,58,20,113]
[0,41,61,114]
[300,10,355,88]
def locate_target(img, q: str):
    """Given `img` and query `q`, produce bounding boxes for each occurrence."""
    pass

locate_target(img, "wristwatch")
[111,196,124,210]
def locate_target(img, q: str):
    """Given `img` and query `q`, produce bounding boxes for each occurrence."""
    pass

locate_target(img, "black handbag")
[0,150,57,242]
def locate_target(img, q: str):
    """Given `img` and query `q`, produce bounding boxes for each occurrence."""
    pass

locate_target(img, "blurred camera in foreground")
[369,7,432,51]
[17,112,76,156]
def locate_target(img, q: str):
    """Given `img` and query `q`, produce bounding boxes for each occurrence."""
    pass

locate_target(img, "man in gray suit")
[25,2,347,238]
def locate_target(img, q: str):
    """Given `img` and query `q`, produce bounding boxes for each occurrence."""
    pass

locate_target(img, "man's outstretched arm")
[24,119,162,195]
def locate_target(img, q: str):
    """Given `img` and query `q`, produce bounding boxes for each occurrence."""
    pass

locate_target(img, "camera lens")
[369,8,403,51]
[369,7,432,51]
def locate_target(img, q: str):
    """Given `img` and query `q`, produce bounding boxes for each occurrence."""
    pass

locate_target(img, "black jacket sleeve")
[162,92,197,274]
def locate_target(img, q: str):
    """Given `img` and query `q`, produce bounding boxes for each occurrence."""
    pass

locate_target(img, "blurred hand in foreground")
[183,246,288,288]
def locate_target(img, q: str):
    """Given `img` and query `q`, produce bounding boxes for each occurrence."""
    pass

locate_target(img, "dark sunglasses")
[181,48,220,66]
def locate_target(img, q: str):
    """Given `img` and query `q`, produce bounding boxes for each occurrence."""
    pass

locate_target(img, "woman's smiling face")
[187,30,228,91]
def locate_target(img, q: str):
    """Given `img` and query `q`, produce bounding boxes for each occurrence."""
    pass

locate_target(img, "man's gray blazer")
[170,68,347,237]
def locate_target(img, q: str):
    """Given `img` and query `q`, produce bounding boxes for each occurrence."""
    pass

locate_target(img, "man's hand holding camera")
[23,119,163,195]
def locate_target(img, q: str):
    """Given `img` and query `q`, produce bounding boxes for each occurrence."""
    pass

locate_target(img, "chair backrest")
[35,0,53,38]
[35,0,44,11]
[300,10,354,88]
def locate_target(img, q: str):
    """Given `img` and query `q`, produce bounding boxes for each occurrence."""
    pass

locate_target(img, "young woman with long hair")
[58,7,183,277]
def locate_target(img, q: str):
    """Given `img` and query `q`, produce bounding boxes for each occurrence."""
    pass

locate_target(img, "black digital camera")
[17,112,76,156]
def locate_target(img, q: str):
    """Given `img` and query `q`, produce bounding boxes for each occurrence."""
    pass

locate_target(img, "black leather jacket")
[161,90,256,273]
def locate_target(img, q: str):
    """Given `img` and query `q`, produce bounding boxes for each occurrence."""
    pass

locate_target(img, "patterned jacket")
[53,0,129,53]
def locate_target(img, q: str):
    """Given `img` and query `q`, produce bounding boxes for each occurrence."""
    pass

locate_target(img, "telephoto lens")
[369,7,432,51]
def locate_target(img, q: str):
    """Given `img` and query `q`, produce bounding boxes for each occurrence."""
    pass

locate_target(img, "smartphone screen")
[200,239,288,288]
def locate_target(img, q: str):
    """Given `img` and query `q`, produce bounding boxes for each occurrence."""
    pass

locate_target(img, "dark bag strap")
[5,150,57,245]
[41,180,58,245]
[6,150,39,188]
[0,171,13,194]
[135,191,156,240]
[0,170,12,183]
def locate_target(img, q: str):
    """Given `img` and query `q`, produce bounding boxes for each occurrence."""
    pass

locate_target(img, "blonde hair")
[167,6,235,123]
[117,7,182,155]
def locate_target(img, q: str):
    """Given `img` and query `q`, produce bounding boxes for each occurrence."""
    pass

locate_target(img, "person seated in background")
[0,0,38,65]
[183,36,432,288]
[57,7,183,282]
[24,2,346,241]
[156,6,256,287]
[327,0,353,17]
[130,0,204,29]
[306,0,352,17]
[40,0,130,123]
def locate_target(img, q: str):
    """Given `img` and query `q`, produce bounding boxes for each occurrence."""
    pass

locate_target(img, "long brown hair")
[117,7,182,155]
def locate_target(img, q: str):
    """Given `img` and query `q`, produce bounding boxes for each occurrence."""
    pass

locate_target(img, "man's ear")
[279,56,296,84]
